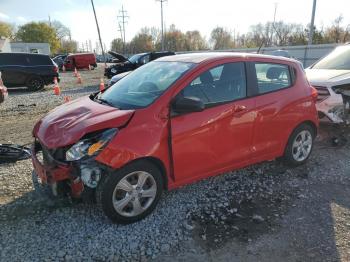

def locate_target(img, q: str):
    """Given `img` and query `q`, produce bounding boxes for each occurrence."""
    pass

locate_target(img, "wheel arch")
[115,156,169,190]
[283,119,318,154]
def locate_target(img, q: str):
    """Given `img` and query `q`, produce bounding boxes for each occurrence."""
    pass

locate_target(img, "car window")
[181,62,246,105]
[139,54,150,64]
[312,46,350,70]
[99,61,194,109]
[254,63,291,94]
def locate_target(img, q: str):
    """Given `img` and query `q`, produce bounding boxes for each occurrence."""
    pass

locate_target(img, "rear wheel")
[26,76,44,91]
[283,124,315,166]
[96,160,163,224]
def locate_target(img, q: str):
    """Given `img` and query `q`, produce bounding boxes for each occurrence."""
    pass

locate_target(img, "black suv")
[104,51,175,78]
[0,53,59,91]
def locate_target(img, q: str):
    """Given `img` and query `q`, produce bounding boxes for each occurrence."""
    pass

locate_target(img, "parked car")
[63,53,97,70]
[104,51,175,78]
[0,71,8,104]
[108,71,131,87]
[52,54,67,70]
[0,53,59,91]
[306,44,350,123]
[32,52,318,223]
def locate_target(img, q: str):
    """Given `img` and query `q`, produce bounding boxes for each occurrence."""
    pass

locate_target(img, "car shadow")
[0,124,349,261]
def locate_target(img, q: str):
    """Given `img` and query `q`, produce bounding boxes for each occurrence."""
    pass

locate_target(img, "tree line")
[112,15,350,53]
[0,21,78,54]
[0,15,349,55]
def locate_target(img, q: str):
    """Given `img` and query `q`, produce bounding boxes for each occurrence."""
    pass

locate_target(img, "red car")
[63,53,97,70]
[32,53,318,223]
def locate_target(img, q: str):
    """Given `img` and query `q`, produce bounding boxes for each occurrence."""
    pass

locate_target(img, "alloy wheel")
[292,130,313,162]
[112,171,157,217]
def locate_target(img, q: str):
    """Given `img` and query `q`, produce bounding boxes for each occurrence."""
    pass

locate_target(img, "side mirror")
[172,96,205,114]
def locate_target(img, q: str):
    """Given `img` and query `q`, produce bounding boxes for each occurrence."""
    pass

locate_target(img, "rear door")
[248,61,296,158]
[170,61,256,183]
[0,53,28,86]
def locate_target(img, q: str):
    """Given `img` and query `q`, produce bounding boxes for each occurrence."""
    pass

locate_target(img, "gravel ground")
[1,68,350,261]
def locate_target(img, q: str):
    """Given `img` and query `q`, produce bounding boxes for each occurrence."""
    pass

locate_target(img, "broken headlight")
[65,128,117,161]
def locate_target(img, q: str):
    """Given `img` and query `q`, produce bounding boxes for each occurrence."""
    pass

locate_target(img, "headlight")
[111,68,117,74]
[65,128,117,161]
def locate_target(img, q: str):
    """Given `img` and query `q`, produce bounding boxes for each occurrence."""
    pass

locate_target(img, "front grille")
[314,86,330,102]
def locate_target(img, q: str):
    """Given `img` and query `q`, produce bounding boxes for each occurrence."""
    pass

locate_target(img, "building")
[0,38,11,52]
[10,42,50,55]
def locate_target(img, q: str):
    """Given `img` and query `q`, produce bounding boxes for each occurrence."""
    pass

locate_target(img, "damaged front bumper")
[31,140,105,198]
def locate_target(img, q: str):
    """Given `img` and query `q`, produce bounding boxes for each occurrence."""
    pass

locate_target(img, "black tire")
[283,123,315,167]
[26,75,44,91]
[96,160,163,224]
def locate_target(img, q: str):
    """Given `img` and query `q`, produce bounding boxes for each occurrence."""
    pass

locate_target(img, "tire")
[283,123,315,167]
[26,75,44,91]
[96,160,163,224]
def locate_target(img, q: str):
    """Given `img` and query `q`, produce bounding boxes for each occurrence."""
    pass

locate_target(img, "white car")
[306,44,350,123]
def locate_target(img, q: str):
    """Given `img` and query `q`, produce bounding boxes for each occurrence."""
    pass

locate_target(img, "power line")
[117,5,129,54]
[156,0,167,51]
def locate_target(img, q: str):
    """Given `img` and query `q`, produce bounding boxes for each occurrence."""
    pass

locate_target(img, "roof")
[157,52,296,64]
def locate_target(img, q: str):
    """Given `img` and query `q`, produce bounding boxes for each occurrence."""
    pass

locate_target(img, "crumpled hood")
[305,69,350,84]
[108,51,129,62]
[33,96,134,149]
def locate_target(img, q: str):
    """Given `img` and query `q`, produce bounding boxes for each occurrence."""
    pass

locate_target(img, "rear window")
[254,63,292,94]
[27,55,52,65]
[0,53,52,66]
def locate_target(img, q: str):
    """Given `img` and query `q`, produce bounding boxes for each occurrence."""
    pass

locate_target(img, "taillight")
[53,66,58,73]
[311,86,318,103]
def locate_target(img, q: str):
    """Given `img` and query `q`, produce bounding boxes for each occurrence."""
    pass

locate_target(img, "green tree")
[16,22,60,53]
[0,21,15,39]
[184,30,207,51]
[129,29,154,53]
[210,27,235,50]
[111,38,124,53]
[59,39,77,53]
[162,24,186,51]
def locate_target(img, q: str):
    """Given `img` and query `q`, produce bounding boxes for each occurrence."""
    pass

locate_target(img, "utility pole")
[118,5,129,54]
[308,0,317,46]
[90,0,106,63]
[270,2,278,46]
[156,0,167,51]
[48,15,51,27]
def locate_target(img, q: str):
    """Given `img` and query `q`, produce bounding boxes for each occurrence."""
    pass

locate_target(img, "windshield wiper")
[94,97,114,107]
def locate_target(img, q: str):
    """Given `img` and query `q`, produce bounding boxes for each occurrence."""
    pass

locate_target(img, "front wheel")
[283,124,315,166]
[96,160,163,224]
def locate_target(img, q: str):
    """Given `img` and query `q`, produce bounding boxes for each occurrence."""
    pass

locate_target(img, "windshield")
[312,46,350,70]
[128,54,144,64]
[98,61,194,109]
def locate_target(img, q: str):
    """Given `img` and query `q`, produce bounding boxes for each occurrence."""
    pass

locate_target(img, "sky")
[1,0,350,51]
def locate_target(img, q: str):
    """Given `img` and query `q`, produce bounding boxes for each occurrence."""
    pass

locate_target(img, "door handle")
[234,105,247,113]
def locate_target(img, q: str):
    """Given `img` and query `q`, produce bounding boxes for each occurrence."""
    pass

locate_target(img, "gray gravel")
[1,71,350,261]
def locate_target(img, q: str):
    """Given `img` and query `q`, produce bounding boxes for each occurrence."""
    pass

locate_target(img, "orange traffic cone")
[53,77,61,95]
[77,74,82,84]
[63,96,71,103]
[73,67,78,77]
[99,78,105,91]
[62,65,66,72]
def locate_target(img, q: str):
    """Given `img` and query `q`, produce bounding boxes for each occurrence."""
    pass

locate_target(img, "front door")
[170,62,256,184]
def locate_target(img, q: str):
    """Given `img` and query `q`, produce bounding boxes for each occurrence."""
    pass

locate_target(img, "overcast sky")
[1,0,350,50]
